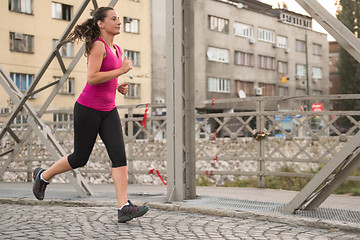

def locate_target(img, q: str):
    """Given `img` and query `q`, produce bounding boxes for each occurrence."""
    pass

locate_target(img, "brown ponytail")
[63,7,114,56]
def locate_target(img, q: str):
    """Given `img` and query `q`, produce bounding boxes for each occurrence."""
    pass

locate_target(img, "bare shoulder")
[90,40,106,57]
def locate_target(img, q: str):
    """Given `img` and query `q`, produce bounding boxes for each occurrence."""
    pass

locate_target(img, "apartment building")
[0,0,151,123]
[152,0,329,112]
[329,41,340,94]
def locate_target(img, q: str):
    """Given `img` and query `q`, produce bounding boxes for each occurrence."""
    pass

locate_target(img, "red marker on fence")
[211,130,218,139]
[148,168,167,185]
[203,170,214,176]
[211,98,219,106]
[142,103,149,128]
[156,170,167,185]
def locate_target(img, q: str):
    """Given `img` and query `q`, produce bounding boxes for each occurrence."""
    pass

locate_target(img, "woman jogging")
[32,7,149,223]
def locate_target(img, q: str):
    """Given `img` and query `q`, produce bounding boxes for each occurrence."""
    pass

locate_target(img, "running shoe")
[118,200,149,223]
[32,168,49,200]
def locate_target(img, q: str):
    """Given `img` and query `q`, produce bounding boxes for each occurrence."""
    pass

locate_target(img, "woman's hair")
[64,7,114,56]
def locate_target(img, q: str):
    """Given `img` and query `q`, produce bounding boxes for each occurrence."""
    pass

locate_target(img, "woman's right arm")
[87,41,132,85]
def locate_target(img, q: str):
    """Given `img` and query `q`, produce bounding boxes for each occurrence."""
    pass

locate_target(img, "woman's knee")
[67,154,89,169]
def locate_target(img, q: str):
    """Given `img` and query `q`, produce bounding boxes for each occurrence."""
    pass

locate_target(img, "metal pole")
[166,0,196,201]
[305,29,310,111]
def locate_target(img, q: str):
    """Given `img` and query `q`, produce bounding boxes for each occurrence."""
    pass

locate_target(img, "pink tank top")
[77,38,123,111]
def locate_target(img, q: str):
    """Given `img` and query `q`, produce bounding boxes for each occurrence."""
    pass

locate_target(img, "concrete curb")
[1,197,359,233]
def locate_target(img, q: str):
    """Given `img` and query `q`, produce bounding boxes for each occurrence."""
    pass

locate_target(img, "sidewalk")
[1,182,360,232]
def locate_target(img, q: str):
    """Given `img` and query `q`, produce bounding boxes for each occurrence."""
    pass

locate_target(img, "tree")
[337,0,360,111]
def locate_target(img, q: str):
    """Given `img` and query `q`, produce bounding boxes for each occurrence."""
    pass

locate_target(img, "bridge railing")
[1,95,360,187]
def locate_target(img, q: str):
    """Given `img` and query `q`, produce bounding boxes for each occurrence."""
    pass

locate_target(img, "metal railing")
[1,95,360,186]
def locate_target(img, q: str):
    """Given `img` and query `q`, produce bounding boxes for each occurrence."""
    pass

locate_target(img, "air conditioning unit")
[155,98,165,104]
[255,87,263,96]
[285,48,290,53]
[272,43,277,48]
[249,38,255,44]
[312,78,319,83]
[14,32,24,40]
[124,17,133,22]
[296,75,301,80]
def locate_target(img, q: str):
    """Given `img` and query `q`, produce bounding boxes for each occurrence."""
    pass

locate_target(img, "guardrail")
[1,95,360,187]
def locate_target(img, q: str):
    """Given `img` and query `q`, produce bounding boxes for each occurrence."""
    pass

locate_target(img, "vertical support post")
[26,133,33,182]
[305,29,310,111]
[166,0,196,201]
[184,0,196,200]
[127,108,134,184]
[256,98,266,188]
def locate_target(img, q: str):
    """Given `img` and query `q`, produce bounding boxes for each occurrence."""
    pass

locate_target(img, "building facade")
[0,0,151,123]
[151,0,329,113]
[329,41,340,94]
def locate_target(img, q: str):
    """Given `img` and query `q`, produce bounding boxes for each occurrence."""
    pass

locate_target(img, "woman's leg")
[42,102,100,181]
[41,155,72,181]
[99,109,128,208]
[112,166,128,208]
[100,108,149,222]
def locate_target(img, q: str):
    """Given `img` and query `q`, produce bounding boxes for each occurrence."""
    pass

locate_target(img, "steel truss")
[0,0,119,197]
[283,0,360,213]
[165,0,196,201]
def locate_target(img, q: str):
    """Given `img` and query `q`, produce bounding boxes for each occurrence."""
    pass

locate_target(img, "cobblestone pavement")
[1,204,359,240]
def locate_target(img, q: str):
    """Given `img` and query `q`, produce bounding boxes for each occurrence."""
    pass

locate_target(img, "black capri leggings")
[68,102,127,169]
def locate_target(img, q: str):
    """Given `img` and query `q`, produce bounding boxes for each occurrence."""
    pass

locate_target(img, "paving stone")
[0,203,359,239]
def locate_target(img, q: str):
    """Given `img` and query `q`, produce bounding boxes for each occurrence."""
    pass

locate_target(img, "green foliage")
[197,164,360,196]
[223,177,257,188]
[196,175,213,186]
[337,0,360,100]
[265,164,312,191]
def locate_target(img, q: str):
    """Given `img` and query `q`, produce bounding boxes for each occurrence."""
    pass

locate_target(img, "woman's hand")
[120,56,133,75]
[118,83,129,95]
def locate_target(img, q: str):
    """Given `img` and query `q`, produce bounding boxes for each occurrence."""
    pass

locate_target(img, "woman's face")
[98,10,121,36]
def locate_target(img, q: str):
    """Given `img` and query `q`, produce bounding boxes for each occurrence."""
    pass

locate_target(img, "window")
[208,77,230,93]
[125,83,140,98]
[10,73,33,92]
[55,77,74,94]
[312,67,322,79]
[52,2,72,21]
[10,32,34,53]
[53,113,73,129]
[53,40,73,57]
[234,22,253,38]
[276,36,287,48]
[296,64,306,78]
[278,61,288,74]
[296,40,306,52]
[258,83,275,96]
[124,17,139,33]
[258,55,276,70]
[280,13,312,29]
[278,86,288,96]
[235,51,254,67]
[207,47,229,63]
[313,43,322,56]
[124,50,140,66]
[258,28,275,43]
[9,0,32,14]
[235,80,254,96]
[209,15,229,33]
[13,115,28,129]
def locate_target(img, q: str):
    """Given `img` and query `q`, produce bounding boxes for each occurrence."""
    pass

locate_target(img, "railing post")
[127,107,134,184]
[256,98,266,188]
[26,132,32,182]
